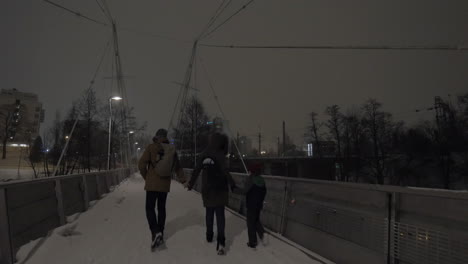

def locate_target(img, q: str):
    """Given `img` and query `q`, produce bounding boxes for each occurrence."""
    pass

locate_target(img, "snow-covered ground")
[0,169,35,181]
[17,173,328,264]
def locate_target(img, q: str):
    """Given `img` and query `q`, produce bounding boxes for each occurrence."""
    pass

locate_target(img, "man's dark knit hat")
[155,129,168,137]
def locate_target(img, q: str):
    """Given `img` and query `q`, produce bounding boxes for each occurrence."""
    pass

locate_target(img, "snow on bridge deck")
[17,174,328,264]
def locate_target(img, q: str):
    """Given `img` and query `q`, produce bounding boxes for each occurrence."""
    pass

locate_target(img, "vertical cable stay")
[198,57,249,174]
[198,0,227,36]
[95,0,113,23]
[198,0,232,39]
[86,35,112,94]
[201,0,255,40]
[169,41,198,132]
[42,0,108,26]
[100,0,115,23]
[53,37,112,175]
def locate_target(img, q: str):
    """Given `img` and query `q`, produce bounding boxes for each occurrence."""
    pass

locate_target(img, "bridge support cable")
[198,57,249,174]
[198,0,232,39]
[201,0,256,40]
[43,0,189,44]
[169,41,198,132]
[176,44,198,154]
[42,0,108,26]
[52,38,112,175]
[109,22,132,168]
[200,43,468,51]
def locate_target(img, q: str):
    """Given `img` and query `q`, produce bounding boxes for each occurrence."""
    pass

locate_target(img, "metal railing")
[0,169,133,264]
[185,169,468,264]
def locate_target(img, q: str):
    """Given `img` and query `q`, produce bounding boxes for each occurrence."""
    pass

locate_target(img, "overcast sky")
[2,0,468,149]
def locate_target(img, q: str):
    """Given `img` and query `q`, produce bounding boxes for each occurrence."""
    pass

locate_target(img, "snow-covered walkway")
[19,174,327,264]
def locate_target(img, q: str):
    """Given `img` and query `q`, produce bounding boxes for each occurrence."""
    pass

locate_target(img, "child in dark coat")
[234,162,267,248]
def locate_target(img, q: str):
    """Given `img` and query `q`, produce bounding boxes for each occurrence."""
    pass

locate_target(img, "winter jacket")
[234,173,267,209]
[188,152,236,207]
[138,138,186,192]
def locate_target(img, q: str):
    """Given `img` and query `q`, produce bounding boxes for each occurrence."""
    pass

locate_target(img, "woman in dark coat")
[187,132,236,255]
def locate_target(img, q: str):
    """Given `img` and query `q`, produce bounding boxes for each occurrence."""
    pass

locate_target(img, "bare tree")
[76,89,100,172]
[325,105,344,180]
[362,99,395,184]
[308,112,323,158]
[173,96,211,166]
[28,136,43,178]
[343,108,366,182]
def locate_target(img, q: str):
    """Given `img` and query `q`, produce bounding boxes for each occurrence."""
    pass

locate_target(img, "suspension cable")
[198,0,232,39]
[42,0,108,26]
[94,0,113,23]
[53,37,112,175]
[201,0,255,40]
[200,43,468,51]
[199,57,249,174]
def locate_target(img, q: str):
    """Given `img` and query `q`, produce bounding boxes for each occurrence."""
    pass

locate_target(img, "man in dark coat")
[187,132,236,255]
[138,129,186,250]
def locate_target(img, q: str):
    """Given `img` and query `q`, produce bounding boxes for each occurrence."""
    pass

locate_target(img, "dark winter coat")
[234,173,267,209]
[138,137,186,192]
[188,151,236,208]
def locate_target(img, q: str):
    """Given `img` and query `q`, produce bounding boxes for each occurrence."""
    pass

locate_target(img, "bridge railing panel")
[61,176,86,217]
[181,169,468,264]
[0,169,132,264]
[84,174,99,203]
[6,181,60,257]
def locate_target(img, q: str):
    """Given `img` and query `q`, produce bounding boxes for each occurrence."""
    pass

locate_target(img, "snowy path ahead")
[20,174,327,264]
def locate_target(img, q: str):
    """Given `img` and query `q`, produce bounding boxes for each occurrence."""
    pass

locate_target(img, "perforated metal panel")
[392,221,468,264]
[182,170,468,264]
[286,199,388,253]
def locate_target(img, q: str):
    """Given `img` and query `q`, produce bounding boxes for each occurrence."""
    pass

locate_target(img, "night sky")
[2,0,468,149]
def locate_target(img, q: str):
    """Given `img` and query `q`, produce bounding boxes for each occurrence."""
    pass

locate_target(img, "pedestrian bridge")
[1,169,467,264]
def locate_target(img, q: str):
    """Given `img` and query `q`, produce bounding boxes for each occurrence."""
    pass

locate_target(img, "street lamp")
[127,130,135,166]
[107,96,122,170]
[136,147,141,160]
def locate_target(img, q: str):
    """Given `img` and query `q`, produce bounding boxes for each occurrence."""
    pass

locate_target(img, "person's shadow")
[224,213,247,253]
[164,209,205,242]
[164,207,247,253]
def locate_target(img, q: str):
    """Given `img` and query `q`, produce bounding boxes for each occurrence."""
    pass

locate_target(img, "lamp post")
[136,147,141,161]
[107,96,122,170]
[128,131,134,165]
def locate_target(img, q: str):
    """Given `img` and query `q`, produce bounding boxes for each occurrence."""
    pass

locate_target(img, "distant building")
[304,141,336,157]
[238,136,252,156]
[211,117,230,135]
[0,88,44,143]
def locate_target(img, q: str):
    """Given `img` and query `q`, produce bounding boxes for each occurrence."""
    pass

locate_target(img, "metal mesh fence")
[392,221,468,264]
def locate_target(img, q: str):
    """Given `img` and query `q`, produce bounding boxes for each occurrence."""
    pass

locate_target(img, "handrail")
[228,171,468,201]
[0,169,126,189]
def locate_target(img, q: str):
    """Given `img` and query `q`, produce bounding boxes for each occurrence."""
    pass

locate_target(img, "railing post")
[82,175,89,210]
[104,171,109,192]
[55,179,66,225]
[279,180,290,235]
[386,192,400,264]
[0,188,13,264]
[96,173,102,198]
